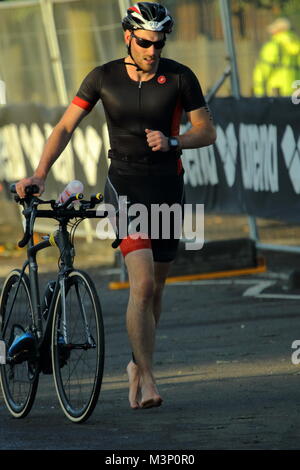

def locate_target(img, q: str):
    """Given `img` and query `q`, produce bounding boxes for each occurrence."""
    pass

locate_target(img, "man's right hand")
[15,176,45,199]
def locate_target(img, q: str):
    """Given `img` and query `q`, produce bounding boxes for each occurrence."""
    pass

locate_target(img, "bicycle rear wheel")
[51,270,104,423]
[0,270,39,418]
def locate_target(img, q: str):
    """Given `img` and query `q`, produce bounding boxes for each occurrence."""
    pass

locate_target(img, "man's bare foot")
[140,379,163,409]
[127,361,141,409]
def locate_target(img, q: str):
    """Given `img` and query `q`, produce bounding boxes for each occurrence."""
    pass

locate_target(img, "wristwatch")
[168,137,180,150]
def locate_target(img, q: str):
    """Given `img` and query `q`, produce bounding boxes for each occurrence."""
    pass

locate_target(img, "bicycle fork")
[74,281,96,348]
[59,276,95,349]
[59,277,68,344]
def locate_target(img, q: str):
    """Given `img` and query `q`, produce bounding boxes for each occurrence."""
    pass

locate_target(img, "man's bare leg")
[125,249,160,408]
[139,260,172,408]
[127,360,140,409]
[153,261,173,325]
[125,250,172,408]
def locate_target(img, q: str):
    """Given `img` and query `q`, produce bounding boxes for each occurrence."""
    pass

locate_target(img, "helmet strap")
[126,38,143,72]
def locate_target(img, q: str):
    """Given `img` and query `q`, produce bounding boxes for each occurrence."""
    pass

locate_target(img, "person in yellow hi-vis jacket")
[253,18,300,96]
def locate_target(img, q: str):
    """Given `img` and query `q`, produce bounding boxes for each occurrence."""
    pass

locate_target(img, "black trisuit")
[72,57,206,261]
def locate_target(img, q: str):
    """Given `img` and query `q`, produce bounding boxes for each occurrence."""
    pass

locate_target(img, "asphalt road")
[1,251,300,453]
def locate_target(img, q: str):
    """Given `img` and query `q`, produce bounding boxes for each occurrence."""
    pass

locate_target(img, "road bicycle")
[0,184,107,423]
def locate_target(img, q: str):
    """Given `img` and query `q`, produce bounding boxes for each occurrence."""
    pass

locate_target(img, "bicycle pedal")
[8,331,35,359]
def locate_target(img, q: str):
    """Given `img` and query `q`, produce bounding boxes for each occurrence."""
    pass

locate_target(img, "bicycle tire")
[0,270,39,418]
[51,270,104,423]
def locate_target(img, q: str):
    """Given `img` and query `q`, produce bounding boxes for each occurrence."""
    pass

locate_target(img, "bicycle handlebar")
[10,183,106,248]
[10,183,40,200]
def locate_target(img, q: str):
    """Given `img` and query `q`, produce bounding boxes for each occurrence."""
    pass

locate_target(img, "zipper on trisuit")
[138,81,142,133]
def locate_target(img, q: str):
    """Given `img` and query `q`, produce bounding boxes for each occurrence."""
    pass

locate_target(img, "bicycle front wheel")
[51,270,104,423]
[0,270,39,418]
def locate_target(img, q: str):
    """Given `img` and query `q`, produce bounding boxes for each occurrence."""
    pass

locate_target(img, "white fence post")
[219,0,259,242]
[118,0,130,19]
[39,0,68,105]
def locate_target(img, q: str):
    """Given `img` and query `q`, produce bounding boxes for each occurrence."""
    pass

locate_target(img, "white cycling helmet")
[122,2,174,33]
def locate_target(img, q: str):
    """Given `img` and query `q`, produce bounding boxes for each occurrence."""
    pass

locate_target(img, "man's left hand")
[145,129,169,152]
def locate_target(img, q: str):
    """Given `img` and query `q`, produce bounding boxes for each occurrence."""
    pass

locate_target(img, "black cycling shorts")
[104,160,185,263]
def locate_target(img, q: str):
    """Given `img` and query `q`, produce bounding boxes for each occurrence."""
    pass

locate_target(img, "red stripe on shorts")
[120,234,152,257]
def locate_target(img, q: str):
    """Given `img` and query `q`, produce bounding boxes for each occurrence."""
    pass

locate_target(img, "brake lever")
[111,237,121,249]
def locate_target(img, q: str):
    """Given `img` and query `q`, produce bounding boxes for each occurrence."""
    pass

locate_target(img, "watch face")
[170,138,178,147]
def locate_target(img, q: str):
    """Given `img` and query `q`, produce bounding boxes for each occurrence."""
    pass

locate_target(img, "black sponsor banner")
[0,98,300,222]
[0,103,110,200]
[183,97,300,222]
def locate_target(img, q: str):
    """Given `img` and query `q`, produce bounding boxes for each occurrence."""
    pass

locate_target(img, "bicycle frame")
[28,220,75,341]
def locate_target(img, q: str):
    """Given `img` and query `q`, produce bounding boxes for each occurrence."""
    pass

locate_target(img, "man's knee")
[130,277,155,308]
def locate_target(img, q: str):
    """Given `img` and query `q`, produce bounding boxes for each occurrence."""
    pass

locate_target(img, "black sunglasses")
[131,32,166,49]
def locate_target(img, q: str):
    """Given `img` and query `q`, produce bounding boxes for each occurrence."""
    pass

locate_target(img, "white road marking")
[243,281,276,297]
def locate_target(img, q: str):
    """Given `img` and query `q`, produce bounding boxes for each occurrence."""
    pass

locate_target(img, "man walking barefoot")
[16,2,216,409]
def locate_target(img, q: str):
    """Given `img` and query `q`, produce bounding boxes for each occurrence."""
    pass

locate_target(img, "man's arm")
[145,106,216,152]
[177,106,216,149]
[16,103,88,198]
